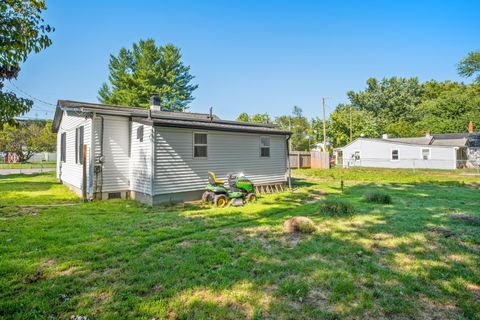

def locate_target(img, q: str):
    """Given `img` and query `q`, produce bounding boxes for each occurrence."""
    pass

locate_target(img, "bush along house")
[52,97,291,205]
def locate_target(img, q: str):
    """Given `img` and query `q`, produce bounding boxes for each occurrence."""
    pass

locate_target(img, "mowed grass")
[0,162,56,169]
[0,171,479,319]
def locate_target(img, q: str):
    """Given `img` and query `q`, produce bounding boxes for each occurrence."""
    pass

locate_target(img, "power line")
[6,81,56,107]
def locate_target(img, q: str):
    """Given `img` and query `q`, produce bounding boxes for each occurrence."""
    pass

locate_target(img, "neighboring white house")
[52,99,290,205]
[335,132,480,170]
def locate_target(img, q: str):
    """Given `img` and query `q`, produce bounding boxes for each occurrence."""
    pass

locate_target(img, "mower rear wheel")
[202,191,211,203]
[214,194,228,207]
[246,193,257,203]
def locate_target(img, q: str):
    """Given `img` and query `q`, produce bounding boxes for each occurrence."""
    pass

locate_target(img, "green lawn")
[0,170,479,319]
[0,162,56,169]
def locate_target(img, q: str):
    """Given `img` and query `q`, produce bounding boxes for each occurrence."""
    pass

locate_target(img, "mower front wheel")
[214,194,228,207]
[202,191,211,203]
[246,193,257,203]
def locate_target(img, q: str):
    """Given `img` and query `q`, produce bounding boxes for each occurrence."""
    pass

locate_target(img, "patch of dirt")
[306,287,329,309]
[416,294,459,319]
[303,190,327,204]
[23,270,43,284]
[3,206,41,218]
[428,226,455,238]
[449,213,480,225]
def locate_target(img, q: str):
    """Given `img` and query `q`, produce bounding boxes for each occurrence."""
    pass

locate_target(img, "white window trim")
[260,136,271,158]
[421,148,431,160]
[391,148,400,161]
[193,132,208,159]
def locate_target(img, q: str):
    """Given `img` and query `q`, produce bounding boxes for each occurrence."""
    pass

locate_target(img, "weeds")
[363,191,392,204]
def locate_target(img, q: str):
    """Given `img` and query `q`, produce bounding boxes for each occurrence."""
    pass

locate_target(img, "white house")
[335,132,480,170]
[52,99,290,205]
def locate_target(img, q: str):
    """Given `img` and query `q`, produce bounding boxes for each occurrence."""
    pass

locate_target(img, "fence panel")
[311,151,330,169]
[289,151,311,168]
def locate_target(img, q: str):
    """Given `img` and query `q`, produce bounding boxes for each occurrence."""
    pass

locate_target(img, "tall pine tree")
[98,39,198,112]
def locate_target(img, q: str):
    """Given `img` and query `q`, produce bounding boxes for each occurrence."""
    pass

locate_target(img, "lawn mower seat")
[208,172,224,186]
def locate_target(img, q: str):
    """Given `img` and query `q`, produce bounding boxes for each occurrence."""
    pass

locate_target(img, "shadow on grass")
[1,179,479,319]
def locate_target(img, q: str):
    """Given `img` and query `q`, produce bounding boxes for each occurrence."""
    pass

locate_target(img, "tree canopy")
[0,0,53,125]
[457,50,480,84]
[0,120,56,162]
[98,39,198,112]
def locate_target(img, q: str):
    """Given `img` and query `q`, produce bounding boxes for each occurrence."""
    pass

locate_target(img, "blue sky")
[9,0,480,121]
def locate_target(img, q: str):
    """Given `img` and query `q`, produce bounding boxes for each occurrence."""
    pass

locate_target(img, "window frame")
[60,132,66,162]
[260,136,271,158]
[193,132,208,158]
[137,125,144,142]
[75,126,84,164]
[421,148,431,160]
[354,150,361,161]
[391,148,399,161]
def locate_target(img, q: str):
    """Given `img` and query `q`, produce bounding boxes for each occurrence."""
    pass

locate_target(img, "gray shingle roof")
[52,100,290,135]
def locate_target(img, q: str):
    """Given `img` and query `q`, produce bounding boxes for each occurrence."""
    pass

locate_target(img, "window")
[75,126,84,164]
[260,136,270,157]
[194,133,208,158]
[422,148,430,160]
[391,149,399,161]
[354,151,360,161]
[60,132,66,162]
[137,125,144,142]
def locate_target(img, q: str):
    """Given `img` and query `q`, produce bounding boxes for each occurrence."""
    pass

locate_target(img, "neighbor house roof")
[52,100,290,135]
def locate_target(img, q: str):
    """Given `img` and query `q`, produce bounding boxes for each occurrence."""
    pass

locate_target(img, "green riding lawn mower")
[202,171,257,207]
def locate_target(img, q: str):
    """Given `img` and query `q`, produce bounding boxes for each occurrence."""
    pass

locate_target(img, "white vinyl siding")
[99,115,130,192]
[341,139,457,170]
[153,127,287,195]
[129,121,152,195]
[56,111,91,189]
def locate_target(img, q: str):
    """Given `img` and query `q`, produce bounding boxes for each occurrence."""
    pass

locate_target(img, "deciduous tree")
[0,121,56,162]
[0,0,53,125]
[457,50,480,84]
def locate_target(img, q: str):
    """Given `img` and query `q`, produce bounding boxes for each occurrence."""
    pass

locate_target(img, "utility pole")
[349,106,353,143]
[322,97,330,151]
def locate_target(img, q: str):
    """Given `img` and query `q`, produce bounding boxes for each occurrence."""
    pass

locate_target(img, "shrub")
[283,217,317,234]
[364,191,392,204]
[319,199,355,217]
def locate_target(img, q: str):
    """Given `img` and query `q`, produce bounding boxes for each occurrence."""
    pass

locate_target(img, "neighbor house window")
[260,136,270,157]
[354,151,360,161]
[75,126,84,164]
[60,132,66,162]
[391,149,399,161]
[422,148,430,160]
[137,125,144,142]
[193,133,208,158]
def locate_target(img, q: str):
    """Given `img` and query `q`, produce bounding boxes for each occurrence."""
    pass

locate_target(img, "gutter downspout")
[150,126,156,205]
[88,112,95,198]
[286,134,292,189]
[92,114,104,200]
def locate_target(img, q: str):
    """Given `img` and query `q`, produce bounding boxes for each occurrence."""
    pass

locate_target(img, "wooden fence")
[289,151,330,169]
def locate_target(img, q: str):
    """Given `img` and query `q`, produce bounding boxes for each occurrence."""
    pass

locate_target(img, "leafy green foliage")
[98,39,198,111]
[275,106,310,151]
[347,77,424,128]
[329,77,480,146]
[0,120,56,162]
[328,104,380,147]
[457,50,480,84]
[318,199,355,217]
[235,112,271,123]
[363,191,392,204]
[0,0,53,125]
